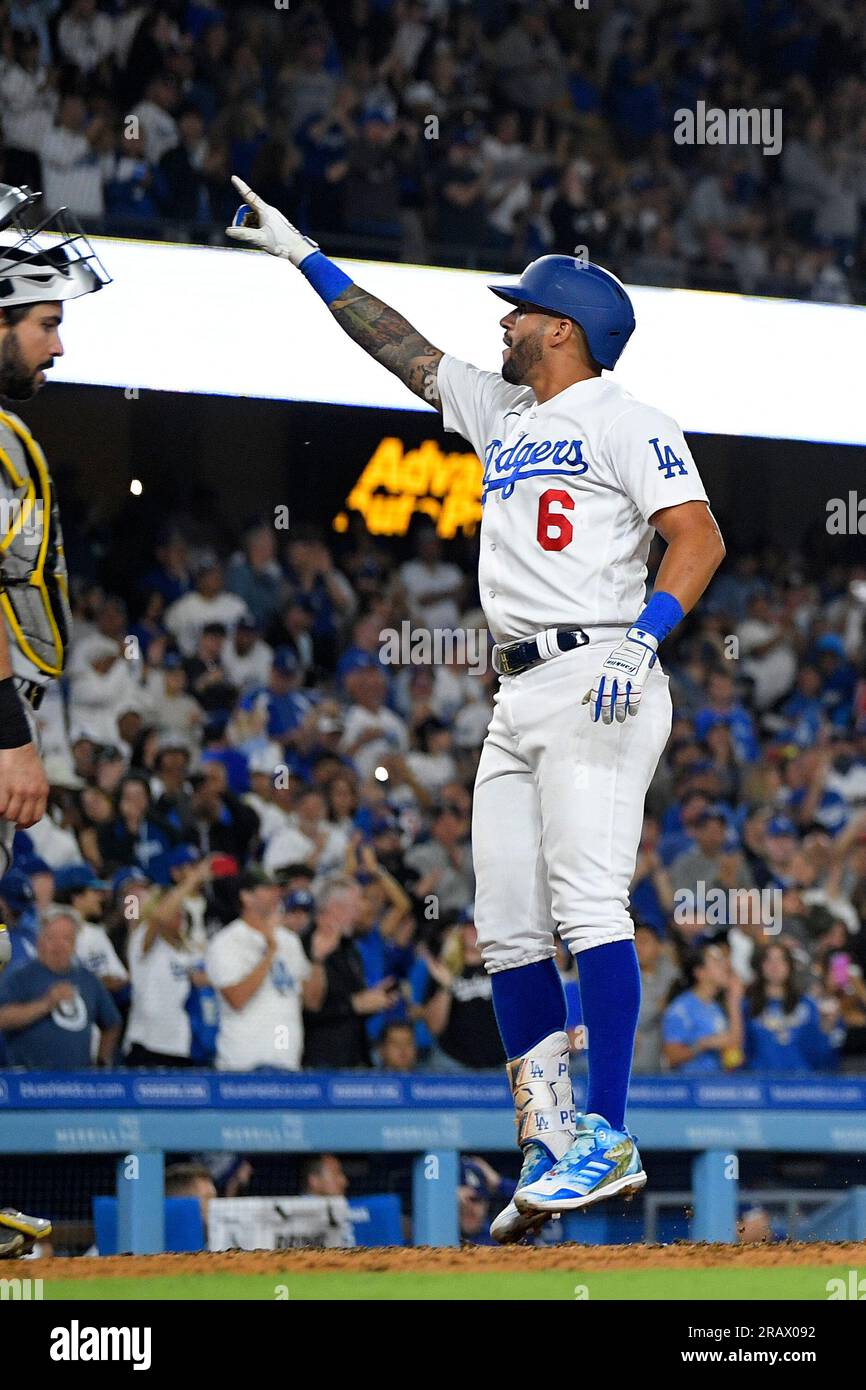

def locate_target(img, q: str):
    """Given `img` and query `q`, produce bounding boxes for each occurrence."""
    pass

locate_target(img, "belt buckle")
[493,642,519,676]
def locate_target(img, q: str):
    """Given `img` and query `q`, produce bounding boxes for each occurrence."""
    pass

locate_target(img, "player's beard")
[501,327,545,386]
[0,330,43,400]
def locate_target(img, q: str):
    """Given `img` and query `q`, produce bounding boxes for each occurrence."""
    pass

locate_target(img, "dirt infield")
[30,1240,866,1282]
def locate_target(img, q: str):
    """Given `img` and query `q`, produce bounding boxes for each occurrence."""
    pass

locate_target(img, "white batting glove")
[582,626,659,724]
[225,175,320,267]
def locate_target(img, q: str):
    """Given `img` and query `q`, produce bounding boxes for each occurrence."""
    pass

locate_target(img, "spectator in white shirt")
[124,855,213,1067]
[244,747,293,843]
[131,73,180,165]
[481,109,545,241]
[147,651,204,737]
[221,615,274,694]
[340,666,409,782]
[262,787,350,878]
[164,562,249,656]
[206,868,326,1071]
[65,594,131,679]
[0,31,57,167]
[40,93,108,218]
[736,593,798,711]
[22,795,84,872]
[397,528,465,631]
[406,717,458,798]
[57,0,116,74]
[68,636,144,746]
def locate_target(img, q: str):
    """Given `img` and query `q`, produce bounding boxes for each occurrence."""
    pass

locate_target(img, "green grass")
[42,1266,848,1302]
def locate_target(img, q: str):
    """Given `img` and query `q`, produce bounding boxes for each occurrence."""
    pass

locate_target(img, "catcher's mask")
[0,181,112,309]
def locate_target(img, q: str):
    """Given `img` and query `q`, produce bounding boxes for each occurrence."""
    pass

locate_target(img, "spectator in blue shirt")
[759,815,801,889]
[0,910,121,1069]
[139,531,192,606]
[0,868,40,965]
[226,523,286,631]
[97,774,179,875]
[779,747,848,836]
[694,670,760,765]
[814,635,857,728]
[351,844,415,1045]
[662,943,744,1075]
[778,665,825,748]
[743,943,843,1071]
[247,647,316,747]
[282,537,357,673]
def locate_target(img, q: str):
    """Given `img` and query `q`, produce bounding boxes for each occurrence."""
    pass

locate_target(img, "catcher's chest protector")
[0,409,72,680]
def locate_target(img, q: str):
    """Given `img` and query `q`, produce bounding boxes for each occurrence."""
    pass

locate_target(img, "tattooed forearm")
[330,287,443,408]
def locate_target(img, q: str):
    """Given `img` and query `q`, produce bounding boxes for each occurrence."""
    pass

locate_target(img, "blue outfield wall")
[1,1071,865,1249]
[3,1070,866,1111]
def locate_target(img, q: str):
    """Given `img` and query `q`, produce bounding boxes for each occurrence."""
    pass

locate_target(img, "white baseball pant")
[472,632,672,972]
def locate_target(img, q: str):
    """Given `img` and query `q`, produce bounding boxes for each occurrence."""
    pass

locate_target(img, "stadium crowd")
[0,513,865,1077]
[1,0,865,302]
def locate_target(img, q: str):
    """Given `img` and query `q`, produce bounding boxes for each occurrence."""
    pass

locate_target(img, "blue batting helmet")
[488,256,636,370]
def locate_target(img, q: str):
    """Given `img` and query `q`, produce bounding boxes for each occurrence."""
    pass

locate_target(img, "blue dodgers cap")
[111,865,151,895]
[815,634,846,658]
[53,863,111,893]
[147,844,201,887]
[272,646,299,675]
[370,812,399,837]
[766,816,798,838]
[167,844,202,870]
[459,1159,489,1196]
[0,868,34,909]
[285,889,314,913]
[359,108,394,126]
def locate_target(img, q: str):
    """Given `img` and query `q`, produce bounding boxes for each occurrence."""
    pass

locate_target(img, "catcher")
[0,180,111,1255]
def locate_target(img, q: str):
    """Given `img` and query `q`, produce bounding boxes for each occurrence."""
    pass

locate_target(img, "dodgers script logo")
[483,433,589,501]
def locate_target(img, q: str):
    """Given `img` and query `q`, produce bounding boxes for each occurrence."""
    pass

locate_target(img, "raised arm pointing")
[226,176,443,410]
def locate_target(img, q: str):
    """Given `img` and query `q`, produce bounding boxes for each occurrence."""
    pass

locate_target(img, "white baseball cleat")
[489,1141,558,1244]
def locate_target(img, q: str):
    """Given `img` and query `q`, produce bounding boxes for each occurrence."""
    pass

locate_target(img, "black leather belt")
[16,680,45,710]
[494,626,590,677]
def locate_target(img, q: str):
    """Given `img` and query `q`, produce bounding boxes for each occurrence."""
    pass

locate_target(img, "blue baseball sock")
[491,958,567,1060]
[576,939,640,1132]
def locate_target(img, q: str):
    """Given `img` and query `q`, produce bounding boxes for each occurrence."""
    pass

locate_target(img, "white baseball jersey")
[75,922,128,984]
[437,356,709,643]
[205,918,311,1071]
[124,926,201,1059]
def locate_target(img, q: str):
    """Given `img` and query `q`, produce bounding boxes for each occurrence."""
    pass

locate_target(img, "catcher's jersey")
[0,408,72,684]
[437,355,709,644]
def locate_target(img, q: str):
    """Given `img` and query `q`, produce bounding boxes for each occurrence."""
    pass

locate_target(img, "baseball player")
[227,181,724,1242]
[0,181,110,1255]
